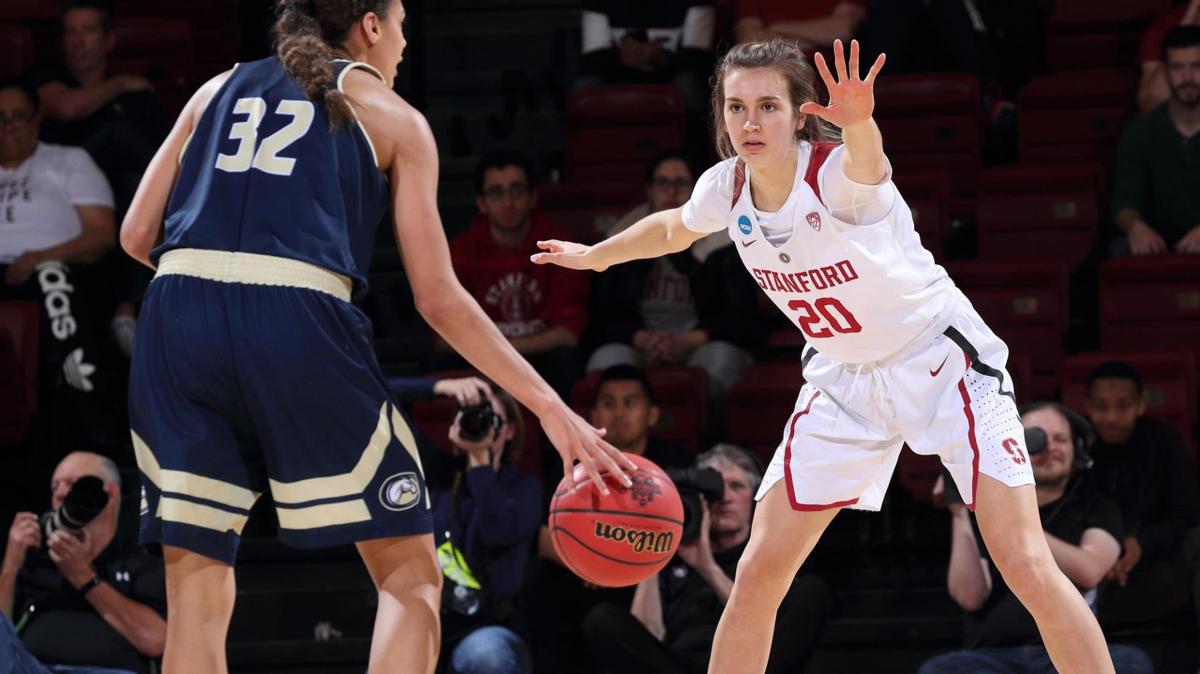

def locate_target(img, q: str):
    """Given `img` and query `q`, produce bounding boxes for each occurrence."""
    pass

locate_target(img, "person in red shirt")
[442,149,589,398]
[1138,0,1200,113]
[734,0,866,48]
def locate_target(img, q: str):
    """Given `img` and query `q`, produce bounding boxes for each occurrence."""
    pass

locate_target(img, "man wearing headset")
[919,402,1153,674]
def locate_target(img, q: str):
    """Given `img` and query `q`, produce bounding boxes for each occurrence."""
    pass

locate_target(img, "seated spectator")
[433,382,540,674]
[442,149,588,399]
[588,152,767,419]
[526,365,694,674]
[0,78,119,449]
[734,0,866,48]
[582,443,830,674]
[1137,0,1200,113]
[919,403,1152,674]
[1,451,166,674]
[1111,26,1200,256]
[576,1,715,119]
[1083,361,1200,635]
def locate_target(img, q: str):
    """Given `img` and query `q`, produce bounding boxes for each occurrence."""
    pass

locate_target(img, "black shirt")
[27,62,166,149]
[15,535,166,674]
[659,538,745,650]
[1091,416,1200,568]
[964,476,1123,648]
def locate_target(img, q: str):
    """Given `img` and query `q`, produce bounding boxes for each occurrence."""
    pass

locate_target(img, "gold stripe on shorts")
[156,249,352,302]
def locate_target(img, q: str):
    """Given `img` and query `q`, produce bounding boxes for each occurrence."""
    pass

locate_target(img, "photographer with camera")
[432,382,541,674]
[919,403,1152,674]
[1,451,165,674]
[582,444,830,674]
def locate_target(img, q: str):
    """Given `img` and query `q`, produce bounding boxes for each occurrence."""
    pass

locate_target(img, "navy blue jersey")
[154,57,387,299]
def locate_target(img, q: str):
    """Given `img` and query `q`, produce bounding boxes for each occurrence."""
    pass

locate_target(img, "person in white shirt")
[534,39,1117,674]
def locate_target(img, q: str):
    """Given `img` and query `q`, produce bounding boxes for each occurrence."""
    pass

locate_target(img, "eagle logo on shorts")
[379,472,422,511]
[805,211,822,231]
[630,473,662,506]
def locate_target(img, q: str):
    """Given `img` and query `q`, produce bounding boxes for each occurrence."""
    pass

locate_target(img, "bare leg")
[707,484,839,674]
[974,475,1115,674]
[357,534,443,674]
[162,545,235,674]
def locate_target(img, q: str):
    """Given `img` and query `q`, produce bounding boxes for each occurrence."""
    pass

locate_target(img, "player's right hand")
[4,512,41,570]
[531,240,607,272]
[538,401,637,495]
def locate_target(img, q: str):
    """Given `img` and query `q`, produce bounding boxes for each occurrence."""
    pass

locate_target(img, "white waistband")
[156,249,352,302]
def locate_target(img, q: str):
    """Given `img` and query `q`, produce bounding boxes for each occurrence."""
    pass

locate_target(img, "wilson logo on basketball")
[593,521,675,554]
[630,475,662,506]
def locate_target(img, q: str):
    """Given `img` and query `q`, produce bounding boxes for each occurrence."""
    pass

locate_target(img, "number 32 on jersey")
[215,97,314,176]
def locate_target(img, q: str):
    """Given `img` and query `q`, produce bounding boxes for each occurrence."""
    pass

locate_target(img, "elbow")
[949,586,988,613]
[134,624,167,659]
[119,225,149,263]
[1075,567,1107,592]
[414,291,452,326]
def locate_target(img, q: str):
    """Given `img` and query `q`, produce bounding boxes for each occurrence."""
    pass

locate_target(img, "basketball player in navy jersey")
[120,2,635,672]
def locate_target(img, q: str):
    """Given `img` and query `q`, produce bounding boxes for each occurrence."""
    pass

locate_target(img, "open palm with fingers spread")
[799,39,886,130]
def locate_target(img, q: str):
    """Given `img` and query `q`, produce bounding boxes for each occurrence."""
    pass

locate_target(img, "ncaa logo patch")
[379,472,422,511]
[805,211,822,231]
[737,215,753,235]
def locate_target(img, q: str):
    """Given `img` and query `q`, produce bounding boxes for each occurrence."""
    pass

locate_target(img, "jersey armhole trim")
[178,62,240,166]
[335,61,382,170]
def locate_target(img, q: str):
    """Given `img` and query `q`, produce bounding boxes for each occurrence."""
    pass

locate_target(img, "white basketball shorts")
[756,301,1035,511]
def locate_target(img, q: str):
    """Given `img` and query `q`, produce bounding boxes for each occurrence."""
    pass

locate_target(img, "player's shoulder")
[695,155,742,195]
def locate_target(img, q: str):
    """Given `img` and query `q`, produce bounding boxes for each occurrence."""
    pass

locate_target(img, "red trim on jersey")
[803,142,838,205]
[957,352,982,512]
[731,159,746,209]
[780,391,857,511]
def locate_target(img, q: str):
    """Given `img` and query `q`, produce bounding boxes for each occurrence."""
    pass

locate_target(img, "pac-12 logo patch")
[805,211,822,231]
[737,215,753,235]
[379,472,421,511]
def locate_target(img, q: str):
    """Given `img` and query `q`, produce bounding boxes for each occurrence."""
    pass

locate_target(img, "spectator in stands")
[1111,25,1200,256]
[527,365,694,674]
[588,153,766,418]
[734,0,867,49]
[1082,361,1200,635]
[1,451,166,674]
[575,2,716,118]
[433,382,540,674]
[0,78,118,449]
[444,149,589,399]
[920,403,1153,674]
[582,443,830,674]
[1137,0,1200,113]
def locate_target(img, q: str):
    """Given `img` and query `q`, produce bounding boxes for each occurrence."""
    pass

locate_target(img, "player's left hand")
[47,529,95,587]
[1174,226,1200,254]
[799,39,886,130]
[4,250,46,286]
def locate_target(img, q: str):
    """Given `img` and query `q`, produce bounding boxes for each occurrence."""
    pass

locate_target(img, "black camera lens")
[665,467,725,544]
[458,402,502,443]
[41,475,108,540]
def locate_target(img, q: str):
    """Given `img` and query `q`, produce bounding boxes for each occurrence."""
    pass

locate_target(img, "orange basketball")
[548,452,683,587]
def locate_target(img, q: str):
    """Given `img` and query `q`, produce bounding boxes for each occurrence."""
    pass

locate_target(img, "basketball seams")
[549,507,684,526]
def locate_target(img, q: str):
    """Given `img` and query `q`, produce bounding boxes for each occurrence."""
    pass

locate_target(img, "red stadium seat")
[565,85,685,184]
[872,74,982,218]
[0,0,62,21]
[570,366,707,453]
[894,172,950,262]
[977,163,1103,269]
[1017,70,1136,168]
[537,182,641,244]
[0,24,35,79]
[1059,351,1196,454]
[727,361,805,462]
[1044,1,1165,72]
[948,260,1071,400]
[1100,256,1200,362]
[0,301,39,445]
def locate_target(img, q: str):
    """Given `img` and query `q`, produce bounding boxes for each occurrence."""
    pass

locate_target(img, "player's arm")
[1045,528,1120,590]
[531,206,706,272]
[800,40,888,185]
[120,70,230,269]
[945,505,992,612]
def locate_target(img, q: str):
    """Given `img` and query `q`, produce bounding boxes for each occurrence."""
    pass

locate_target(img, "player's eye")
[763,103,776,112]
[728,103,743,113]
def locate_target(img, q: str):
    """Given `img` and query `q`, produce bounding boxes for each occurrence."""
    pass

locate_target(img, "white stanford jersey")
[682,141,959,364]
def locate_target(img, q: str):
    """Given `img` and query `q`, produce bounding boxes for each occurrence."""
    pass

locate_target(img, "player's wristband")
[77,575,102,597]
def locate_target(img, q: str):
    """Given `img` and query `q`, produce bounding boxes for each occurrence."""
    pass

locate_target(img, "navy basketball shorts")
[129,250,432,565]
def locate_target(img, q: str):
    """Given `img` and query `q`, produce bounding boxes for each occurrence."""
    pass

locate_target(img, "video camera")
[665,466,725,544]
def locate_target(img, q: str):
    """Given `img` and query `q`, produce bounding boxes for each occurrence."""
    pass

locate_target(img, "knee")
[732,553,797,604]
[451,626,526,674]
[586,343,639,371]
[989,542,1057,599]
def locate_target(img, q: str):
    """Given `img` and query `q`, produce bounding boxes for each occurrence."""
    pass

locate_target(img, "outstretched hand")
[799,39,885,130]
[531,240,607,272]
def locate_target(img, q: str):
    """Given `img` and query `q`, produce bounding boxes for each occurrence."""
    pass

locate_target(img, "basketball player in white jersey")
[534,39,1116,673]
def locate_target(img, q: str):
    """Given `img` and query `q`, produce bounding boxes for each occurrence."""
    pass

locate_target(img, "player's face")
[1024,408,1075,486]
[705,459,753,539]
[62,8,111,75]
[1166,45,1200,107]
[477,165,533,233]
[375,0,408,81]
[0,88,39,166]
[1085,378,1144,445]
[721,67,801,164]
[591,381,657,451]
[647,158,693,212]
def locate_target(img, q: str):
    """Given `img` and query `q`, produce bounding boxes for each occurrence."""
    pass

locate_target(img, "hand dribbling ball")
[548,452,683,587]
